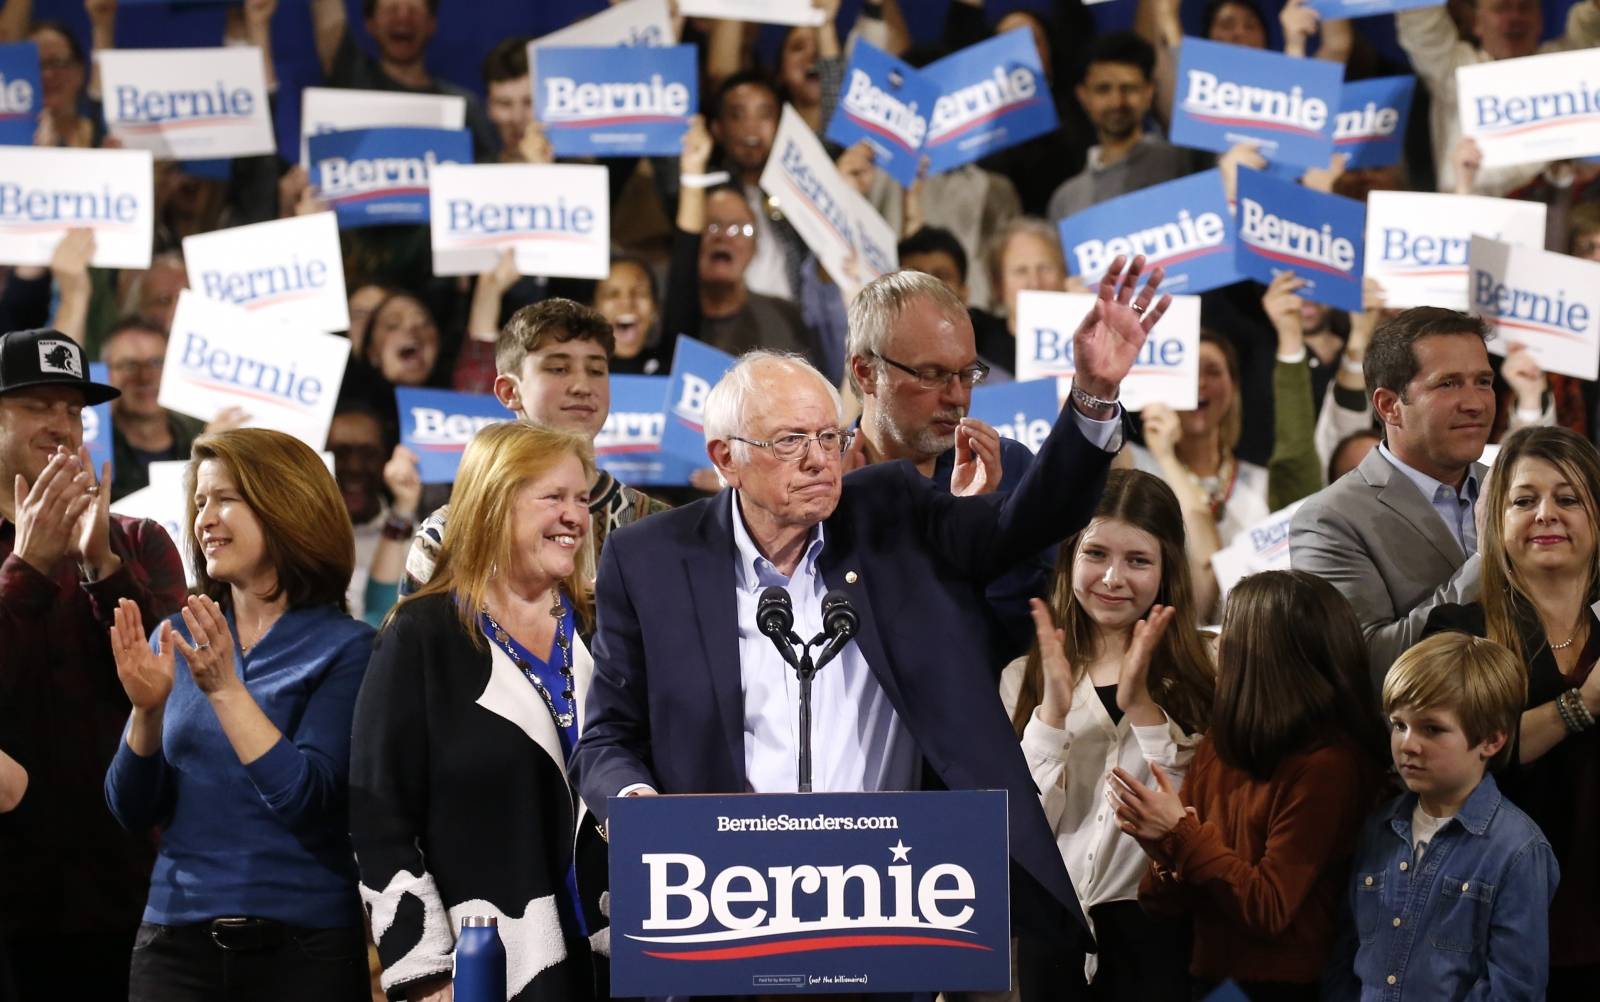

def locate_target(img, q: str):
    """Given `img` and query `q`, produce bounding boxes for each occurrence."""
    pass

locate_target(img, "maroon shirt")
[0,514,187,935]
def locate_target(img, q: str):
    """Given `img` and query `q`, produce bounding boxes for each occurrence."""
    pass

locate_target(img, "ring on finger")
[194,641,211,651]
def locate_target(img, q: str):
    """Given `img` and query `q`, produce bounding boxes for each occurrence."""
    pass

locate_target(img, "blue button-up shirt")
[1325,773,1559,1001]
[1379,443,1480,555]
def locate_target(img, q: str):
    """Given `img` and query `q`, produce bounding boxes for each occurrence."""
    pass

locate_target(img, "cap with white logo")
[0,328,120,405]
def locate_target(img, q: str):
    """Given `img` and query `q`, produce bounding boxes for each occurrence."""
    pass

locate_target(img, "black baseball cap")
[0,329,120,405]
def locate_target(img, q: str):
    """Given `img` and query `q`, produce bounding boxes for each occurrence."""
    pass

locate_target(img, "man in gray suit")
[1290,308,1495,682]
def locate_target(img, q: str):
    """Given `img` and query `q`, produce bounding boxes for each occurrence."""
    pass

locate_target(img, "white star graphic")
[889,839,912,862]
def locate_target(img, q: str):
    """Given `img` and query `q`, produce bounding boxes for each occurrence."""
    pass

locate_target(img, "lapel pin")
[845,571,859,584]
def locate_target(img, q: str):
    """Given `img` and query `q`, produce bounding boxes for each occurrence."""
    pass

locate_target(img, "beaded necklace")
[481,594,576,729]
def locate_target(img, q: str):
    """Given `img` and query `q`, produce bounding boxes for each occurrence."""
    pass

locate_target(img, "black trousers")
[127,921,369,1002]
[4,930,134,1002]
[1083,900,1190,1002]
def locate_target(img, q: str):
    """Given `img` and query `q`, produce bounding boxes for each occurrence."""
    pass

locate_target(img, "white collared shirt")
[730,493,918,793]
[1379,442,1480,555]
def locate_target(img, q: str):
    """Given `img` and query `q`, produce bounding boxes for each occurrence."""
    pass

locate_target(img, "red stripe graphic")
[1490,316,1590,343]
[840,110,919,156]
[546,114,684,128]
[1183,110,1321,138]
[115,115,251,133]
[643,933,994,961]
[1478,112,1600,139]
[328,186,429,204]
[925,98,1041,147]
[1245,243,1354,278]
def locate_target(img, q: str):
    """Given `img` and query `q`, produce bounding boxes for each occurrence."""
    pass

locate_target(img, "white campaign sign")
[97,47,275,160]
[0,146,153,269]
[158,291,351,448]
[429,162,610,279]
[1014,291,1201,412]
[1456,48,1600,168]
[1468,235,1600,380]
[183,213,349,332]
[532,0,675,49]
[677,0,824,25]
[110,459,192,581]
[300,86,466,165]
[1212,499,1306,598]
[1363,191,1546,310]
[759,104,896,303]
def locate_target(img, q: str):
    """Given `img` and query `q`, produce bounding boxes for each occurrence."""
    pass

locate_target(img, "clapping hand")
[174,595,240,696]
[1030,598,1075,729]
[950,418,1002,496]
[1107,762,1189,842]
[1116,604,1174,721]
[110,598,175,712]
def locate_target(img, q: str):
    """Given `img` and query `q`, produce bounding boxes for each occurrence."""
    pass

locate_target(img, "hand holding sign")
[1073,255,1172,405]
[383,446,423,519]
[1500,344,1549,413]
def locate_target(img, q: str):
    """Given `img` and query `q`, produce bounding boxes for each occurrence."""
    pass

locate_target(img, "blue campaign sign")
[1333,76,1414,169]
[85,363,114,480]
[0,43,41,147]
[309,127,471,229]
[1235,167,1366,311]
[1059,170,1243,295]
[1305,0,1442,20]
[824,40,937,188]
[969,378,1060,454]
[536,45,696,158]
[922,29,1057,175]
[596,374,700,486]
[1170,38,1342,170]
[395,387,509,484]
[659,336,736,466]
[608,790,1012,996]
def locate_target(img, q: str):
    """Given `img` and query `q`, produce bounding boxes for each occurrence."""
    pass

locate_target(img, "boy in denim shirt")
[1326,631,1559,1001]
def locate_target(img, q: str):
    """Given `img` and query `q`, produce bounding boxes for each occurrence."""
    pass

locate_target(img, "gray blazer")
[1289,446,1483,685]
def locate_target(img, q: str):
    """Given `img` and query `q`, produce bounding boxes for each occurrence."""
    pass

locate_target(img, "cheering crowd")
[2,0,1600,1000]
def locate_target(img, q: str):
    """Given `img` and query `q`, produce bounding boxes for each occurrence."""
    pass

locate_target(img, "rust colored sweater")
[1138,737,1381,985]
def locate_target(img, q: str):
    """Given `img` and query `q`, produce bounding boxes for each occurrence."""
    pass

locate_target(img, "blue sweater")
[105,604,375,927]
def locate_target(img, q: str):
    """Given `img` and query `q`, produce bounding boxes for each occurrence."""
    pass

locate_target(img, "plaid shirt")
[0,515,187,934]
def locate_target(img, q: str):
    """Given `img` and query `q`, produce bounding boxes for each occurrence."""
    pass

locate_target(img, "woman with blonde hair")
[105,429,375,1002]
[351,421,604,1002]
[1425,425,1600,998]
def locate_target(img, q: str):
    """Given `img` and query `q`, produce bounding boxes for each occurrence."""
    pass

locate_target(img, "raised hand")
[1031,598,1075,729]
[680,114,713,175]
[1117,605,1175,721]
[110,598,175,711]
[518,121,554,165]
[950,418,1002,496]
[1279,0,1321,56]
[1070,254,1171,410]
[835,140,875,197]
[383,445,423,520]
[1141,403,1182,460]
[1501,344,1549,415]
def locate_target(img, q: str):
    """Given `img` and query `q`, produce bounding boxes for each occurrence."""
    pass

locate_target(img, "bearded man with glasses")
[573,257,1173,997]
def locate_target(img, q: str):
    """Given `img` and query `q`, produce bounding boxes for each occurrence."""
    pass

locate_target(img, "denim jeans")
[127,920,369,1002]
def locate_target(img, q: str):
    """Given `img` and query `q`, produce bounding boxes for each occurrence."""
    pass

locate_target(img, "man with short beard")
[845,270,1050,661]
[1046,32,1200,224]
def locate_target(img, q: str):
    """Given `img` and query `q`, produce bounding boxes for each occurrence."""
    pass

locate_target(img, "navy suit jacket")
[570,408,1114,946]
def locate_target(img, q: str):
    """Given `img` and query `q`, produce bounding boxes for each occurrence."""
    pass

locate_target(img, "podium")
[606,789,1011,997]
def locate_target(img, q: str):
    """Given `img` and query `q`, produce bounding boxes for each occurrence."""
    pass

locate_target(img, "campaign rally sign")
[1234,168,1365,311]
[0,146,153,269]
[678,0,825,25]
[1304,0,1440,19]
[596,374,700,486]
[922,30,1056,174]
[659,336,736,465]
[1363,191,1546,310]
[1211,500,1306,601]
[0,43,40,147]
[824,41,938,188]
[97,47,274,160]
[300,86,465,166]
[308,127,471,229]
[1059,170,1242,295]
[110,460,189,577]
[608,790,1011,996]
[1014,291,1201,411]
[158,291,350,448]
[760,105,897,303]
[183,212,350,332]
[1171,38,1342,170]
[969,378,1060,454]
[532,0,674,50]
[1457,48,1600,169]
[1334,76,1414,169]
[396,387,507,484]
[1468,235,1600,381]
[535,46,695,158]
[85,362,113,480]
[429,162,610,279]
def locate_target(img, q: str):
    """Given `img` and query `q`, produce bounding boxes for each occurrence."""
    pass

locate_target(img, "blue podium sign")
[608,790,1012,996]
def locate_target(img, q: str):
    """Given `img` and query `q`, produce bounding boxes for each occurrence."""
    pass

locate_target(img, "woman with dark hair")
[1113,570,1388,1001]
[1426,425,1600,999]
[364,291,442,388]
[105,429,375,1002]
[27,20,101,147]
[593,256,672,375]
[1003,469,1212,998]
[351,421,605,1002]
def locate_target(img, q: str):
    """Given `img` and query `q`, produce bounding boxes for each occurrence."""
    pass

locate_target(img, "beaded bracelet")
[1568,689,1596,729]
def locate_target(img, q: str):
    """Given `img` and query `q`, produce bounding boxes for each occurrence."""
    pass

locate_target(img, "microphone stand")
[795,633,849,793]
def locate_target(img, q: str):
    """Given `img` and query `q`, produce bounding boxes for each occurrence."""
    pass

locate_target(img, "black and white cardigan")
[350,593,609,1002]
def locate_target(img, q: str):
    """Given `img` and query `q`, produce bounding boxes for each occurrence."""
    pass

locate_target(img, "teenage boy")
[1327,631,1558,1001]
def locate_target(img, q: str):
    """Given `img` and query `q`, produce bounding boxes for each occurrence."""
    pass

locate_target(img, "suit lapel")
[817,510,911,718]
[1365,448,1472,566]
[684,492,748,789]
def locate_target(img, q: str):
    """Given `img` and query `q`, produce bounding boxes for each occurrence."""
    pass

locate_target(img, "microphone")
[757,586,801,669]
[812,590,860,670]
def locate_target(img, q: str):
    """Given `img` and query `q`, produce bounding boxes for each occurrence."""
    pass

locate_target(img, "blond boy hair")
[1383,632,1527,772]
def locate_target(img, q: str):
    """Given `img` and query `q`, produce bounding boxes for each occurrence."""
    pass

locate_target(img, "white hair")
[703,350,845,460]
[844,270,969,396]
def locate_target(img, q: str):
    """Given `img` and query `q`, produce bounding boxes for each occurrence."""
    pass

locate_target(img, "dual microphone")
[756,586,859,672]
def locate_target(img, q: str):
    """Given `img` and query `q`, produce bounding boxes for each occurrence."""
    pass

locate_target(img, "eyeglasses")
[730,428,854,462]
[706,221,755,239]
[872,352,989,391]
[108,358,165,377]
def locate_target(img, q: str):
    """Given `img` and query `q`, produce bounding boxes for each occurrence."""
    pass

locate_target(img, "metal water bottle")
[454,916,506,1002]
